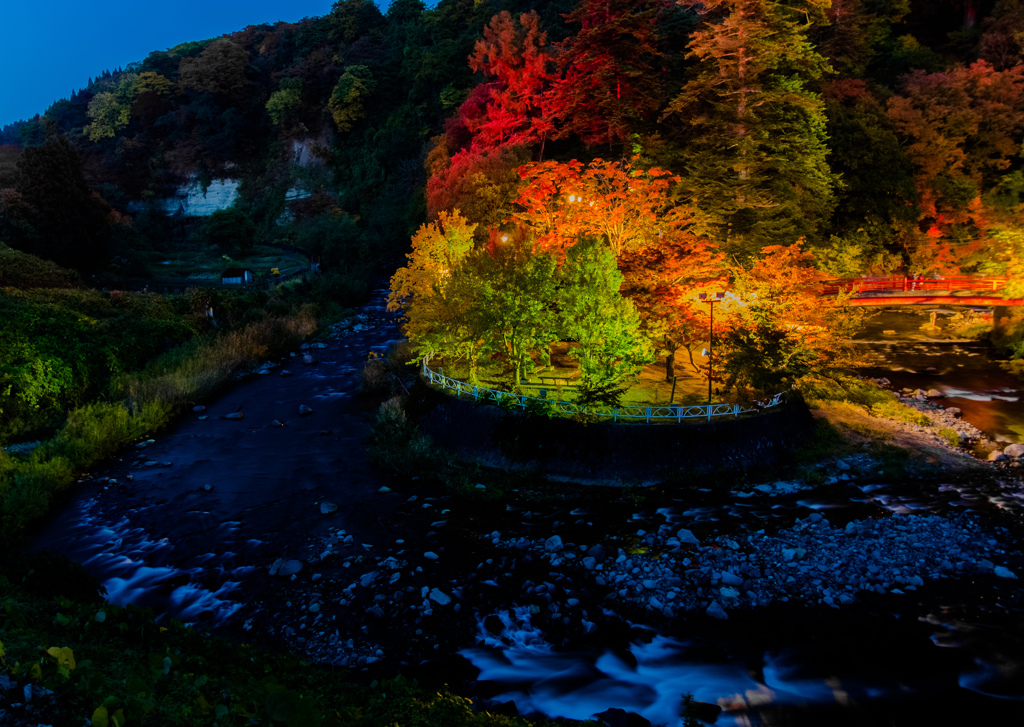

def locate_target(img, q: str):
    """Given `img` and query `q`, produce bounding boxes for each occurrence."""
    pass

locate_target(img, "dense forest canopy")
[3,0,1024,401]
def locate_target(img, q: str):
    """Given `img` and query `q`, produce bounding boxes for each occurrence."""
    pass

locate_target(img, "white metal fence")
[421,362,786,423]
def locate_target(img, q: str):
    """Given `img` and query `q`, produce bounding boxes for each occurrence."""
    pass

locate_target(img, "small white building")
[221,268,253,285]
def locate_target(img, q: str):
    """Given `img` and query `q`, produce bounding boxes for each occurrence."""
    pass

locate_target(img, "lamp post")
[699,292,725,407]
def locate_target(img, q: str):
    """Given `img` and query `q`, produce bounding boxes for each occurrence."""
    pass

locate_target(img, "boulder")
[720,571,744,587]
[269,559,303,576]
[298,405,314,416]
[1003,443,1024,458]
[320,502,338,515]
[302,354,317,365]
[544,535,564,553]
[429,588,451,605]
[926,389,943,398]
[676,529,700,546]
[989,451,1008,462]
[995,566,1018,579]
[588,544,608,562]
[706,601,729,620]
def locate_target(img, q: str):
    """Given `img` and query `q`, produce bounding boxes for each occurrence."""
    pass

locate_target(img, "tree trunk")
[665,349,676,382]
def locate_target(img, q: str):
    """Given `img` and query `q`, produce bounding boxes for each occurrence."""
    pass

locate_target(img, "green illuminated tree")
[557,237,653,406]
[476,238,558,386]
[666,0,837,256]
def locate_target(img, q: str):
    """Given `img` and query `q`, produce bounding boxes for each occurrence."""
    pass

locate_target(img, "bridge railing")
[822,275,1008,296]
[421,362,786,423]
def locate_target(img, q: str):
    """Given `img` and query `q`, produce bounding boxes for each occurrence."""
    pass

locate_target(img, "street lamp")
[699,292,725,407]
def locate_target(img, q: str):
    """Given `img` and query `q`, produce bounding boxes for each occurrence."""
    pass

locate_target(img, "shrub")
[0,244,82,289]
[361,353,394,395]
[368,396,437,476]
[937,427,960,447]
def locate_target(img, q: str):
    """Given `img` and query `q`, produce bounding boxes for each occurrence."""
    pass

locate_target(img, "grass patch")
[1,313,317,546]
[937,427,960,448]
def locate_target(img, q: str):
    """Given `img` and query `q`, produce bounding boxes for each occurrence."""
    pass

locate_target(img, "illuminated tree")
[556,237,653,406]
[389,209,477,308]
[620,228,725,382]
[512,157,679,257]
[718,243,863,396]
[888,60,1024,224]
[388,210,484,377]
[475,237,558,386]
[465,10,554,150]
[425,142,531,241]
[546,0,664,149]
[666,0,836,255]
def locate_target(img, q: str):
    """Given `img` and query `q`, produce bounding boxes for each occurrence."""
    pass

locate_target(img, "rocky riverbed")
[26,294,1024,725]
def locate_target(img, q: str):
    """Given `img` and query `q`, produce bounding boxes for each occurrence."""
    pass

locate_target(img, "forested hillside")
[2,0,1023,278]
[4,0,1024,434]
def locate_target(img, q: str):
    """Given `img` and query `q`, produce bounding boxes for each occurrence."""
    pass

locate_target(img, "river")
[28,300,1024,726]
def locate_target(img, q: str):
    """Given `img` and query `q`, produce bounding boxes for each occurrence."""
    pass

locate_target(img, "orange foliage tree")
[718,243,863,396]
[620,230,725,383]
[887,60,1024,271]
[510,158,680,258]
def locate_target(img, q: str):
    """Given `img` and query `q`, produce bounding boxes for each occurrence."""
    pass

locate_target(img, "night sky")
[0,0,347,127]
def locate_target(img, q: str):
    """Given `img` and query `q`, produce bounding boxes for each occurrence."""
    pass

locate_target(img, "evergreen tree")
[12,134,111,271]
[665,0,837,257]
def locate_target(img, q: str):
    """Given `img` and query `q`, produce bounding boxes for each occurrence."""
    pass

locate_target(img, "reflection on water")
[855,310,1024,443]
[463,606,1024,726]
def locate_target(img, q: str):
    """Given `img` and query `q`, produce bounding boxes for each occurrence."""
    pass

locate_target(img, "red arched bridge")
[821,275,1023,306]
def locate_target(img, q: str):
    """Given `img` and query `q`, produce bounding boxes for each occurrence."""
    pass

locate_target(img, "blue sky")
[0,1,347,127]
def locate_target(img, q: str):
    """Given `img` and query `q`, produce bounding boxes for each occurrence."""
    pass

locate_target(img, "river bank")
[11,294,1024,726]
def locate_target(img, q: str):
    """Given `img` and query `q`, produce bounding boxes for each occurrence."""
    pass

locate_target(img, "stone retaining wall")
[419,393,815,485]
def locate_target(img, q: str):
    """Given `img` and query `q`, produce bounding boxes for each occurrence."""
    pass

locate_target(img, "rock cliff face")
[160,178,241,217]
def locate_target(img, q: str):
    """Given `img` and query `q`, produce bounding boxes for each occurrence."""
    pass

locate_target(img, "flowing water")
[856,308,1024,444]
[28,301,1024,725]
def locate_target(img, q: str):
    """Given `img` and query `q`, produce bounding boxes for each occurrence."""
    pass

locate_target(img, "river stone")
[302,354,317,365]
[676,529,700,546]
[223,412,243,420]
[720,571,744,587]
[192,405,206,412]
[1003,443,1024,458]
[429,588,451,605]
[270,559,303,576]
[298,405,314,416]
[926,389,943,398]
[583,556,597,570]
[706,601,729,620]
[945,407,962,418]
[280,370,293,377]
[588,544,607,562]
[320,502,338,515]
[544,535,564,553]
[989,451,1008,462]
[995,566,1018,579]
[272,420,285,427]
